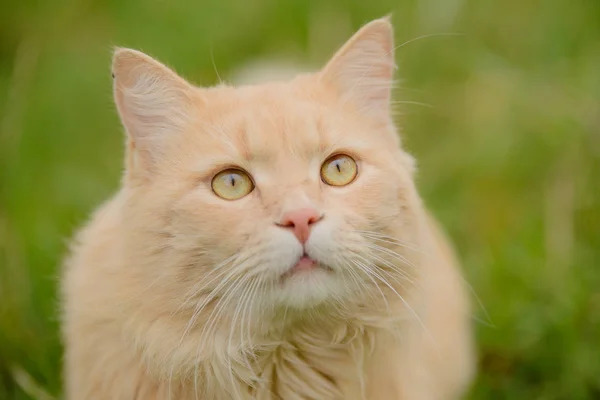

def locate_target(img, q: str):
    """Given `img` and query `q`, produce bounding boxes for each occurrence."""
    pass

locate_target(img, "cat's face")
[114,18,420,325]
[163,85,418,311]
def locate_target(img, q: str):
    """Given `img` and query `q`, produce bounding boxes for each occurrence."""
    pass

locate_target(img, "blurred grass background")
[0,0,599,398]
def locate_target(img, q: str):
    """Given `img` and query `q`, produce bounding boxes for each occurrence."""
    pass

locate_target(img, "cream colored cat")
[61,18,474,399]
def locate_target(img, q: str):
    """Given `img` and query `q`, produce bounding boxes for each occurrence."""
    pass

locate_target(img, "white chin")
[275,269,338,309]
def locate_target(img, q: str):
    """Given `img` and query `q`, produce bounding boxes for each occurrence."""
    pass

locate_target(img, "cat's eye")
[211,169,254,200]
[320,154,358,186]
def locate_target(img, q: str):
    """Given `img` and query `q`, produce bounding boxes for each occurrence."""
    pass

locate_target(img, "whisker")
[391,100,433,108]
[360,243,420,279]
[332,32,464,119]
[358,231,494,327]
[366,242,420,270]
[228,278,254,373]
[471,314,496,328]
[349,259,392,318]
[179,264,242,342]
[359,260,439,357]
[341,256,375,304]
[201,272,248,341]
[360,242,418,270]
[181,252,262,340]
[189,259,260,398]
[460,276,495,328]
[360,248,418,289]
[200,255,264,344]
[243,278,261,363]
[226,278,256,398]
[209,43,223,85]
[195,274,250,400]
[394,32,465,51]
[240,278,263,383]
[356,230,426,254]
[175,254,238,316]
[362,244,420,277]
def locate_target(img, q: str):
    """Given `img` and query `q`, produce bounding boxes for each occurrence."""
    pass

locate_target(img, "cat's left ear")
[319,17,395,120]
[112,48,197,179]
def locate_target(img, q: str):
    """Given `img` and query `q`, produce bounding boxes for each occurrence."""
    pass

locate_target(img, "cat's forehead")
[195,81,366,162]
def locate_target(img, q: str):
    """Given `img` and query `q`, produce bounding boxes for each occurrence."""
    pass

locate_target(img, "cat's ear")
[112,48,196,177]
[319,17,395,119]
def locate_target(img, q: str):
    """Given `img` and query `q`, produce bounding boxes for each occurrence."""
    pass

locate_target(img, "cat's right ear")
[319,18,395,121]
[112,48,196,180]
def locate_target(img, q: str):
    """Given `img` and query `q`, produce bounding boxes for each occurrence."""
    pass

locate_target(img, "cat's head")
[113,18,422,338]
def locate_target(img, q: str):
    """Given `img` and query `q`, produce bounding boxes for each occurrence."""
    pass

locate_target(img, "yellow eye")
[211,169,254,200]
[320,154,358,186]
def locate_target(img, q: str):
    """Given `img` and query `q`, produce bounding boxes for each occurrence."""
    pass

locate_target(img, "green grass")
[1,0,599,398]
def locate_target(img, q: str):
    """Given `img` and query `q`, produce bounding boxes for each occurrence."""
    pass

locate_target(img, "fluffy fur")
[61,18,474,399]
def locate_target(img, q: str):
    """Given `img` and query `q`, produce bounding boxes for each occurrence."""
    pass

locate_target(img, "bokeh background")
[1,0,599,398]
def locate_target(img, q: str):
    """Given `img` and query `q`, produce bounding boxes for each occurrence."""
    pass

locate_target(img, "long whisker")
[349,32,464,95]
[242,278,263,382]
[228,277,255,373]
[341,255,375,304]
[460,276,495,328]
[396,32,465,50]
[356,230,426,254]
[240,278,262,381]
[360,247,418,290]
[349,258,391,318]
[189,258,260,398]
[175,254,239,316]
[331,32,464,119]
[226,278,255,399]
[181,251,260,335]
[209,43,223,85]
[359,232,494,327]
[362,243,420,278]
[196,274,249,400]
[391,100,433,108]
[201,272,248,342]
[199,254,264,347]
[357,229,420,245]
[357,256,439,357]
[361,242,418,272]
[180,263,243,342]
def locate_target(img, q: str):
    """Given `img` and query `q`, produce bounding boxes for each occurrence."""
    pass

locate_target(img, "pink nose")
[278,208,322,243]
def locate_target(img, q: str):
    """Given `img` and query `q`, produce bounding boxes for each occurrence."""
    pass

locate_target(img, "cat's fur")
[61,18,474,399]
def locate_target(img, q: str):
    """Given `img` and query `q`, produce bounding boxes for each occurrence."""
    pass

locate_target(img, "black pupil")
[335,160,342,173]
[229,174,237,187]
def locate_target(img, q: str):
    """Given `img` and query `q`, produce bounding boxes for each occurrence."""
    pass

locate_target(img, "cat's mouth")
[281,252,332,280]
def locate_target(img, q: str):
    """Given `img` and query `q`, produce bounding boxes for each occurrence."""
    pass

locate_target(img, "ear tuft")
[320,17,396,119]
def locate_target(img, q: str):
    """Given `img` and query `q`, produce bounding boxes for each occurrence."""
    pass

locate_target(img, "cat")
[61,17,475,399]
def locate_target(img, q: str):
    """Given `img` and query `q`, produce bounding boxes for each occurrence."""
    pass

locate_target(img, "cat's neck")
[175,312,395,399]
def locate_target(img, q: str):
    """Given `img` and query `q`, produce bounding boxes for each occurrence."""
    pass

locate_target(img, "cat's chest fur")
[173,324,382,400]
[249,341,356,400]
